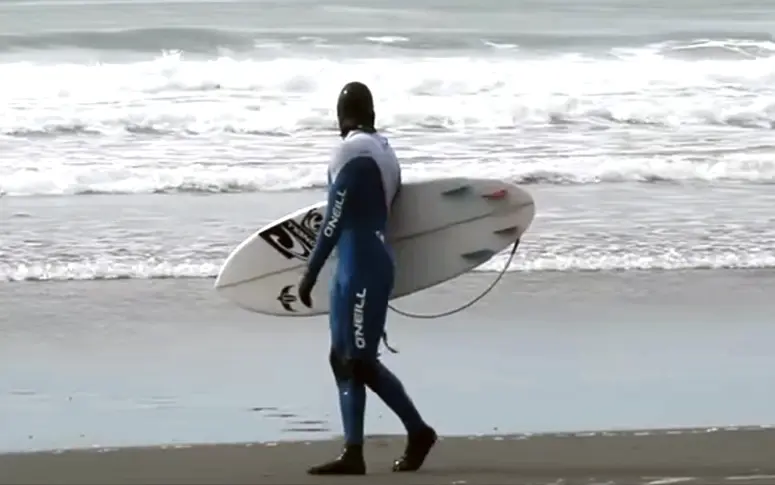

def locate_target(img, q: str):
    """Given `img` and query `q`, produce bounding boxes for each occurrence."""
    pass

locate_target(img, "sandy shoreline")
[2,427,775,485]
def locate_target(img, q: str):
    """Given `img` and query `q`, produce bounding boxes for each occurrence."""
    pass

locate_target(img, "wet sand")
[3,270,775,453]
[2,273,775,484]
[2,427,775,485]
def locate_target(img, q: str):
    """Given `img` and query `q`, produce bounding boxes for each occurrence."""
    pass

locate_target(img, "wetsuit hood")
[337,81,376,138]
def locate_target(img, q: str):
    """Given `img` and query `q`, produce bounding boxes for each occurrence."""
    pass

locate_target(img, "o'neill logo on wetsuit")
[323,189,347,238]
[260,210,321,261]
[353,287,367,349]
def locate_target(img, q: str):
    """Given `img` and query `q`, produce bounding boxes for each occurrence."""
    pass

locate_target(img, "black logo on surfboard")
[260,208,323,261]
[300,209,324,235]
[278,285,297,312]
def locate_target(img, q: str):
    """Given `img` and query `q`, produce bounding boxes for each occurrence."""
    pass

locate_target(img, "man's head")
[336,81,375,138]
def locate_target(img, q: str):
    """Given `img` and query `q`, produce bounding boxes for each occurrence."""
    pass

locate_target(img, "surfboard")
[214,177,536,316]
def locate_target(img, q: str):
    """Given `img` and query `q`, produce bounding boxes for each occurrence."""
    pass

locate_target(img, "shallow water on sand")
[2,270,775,452]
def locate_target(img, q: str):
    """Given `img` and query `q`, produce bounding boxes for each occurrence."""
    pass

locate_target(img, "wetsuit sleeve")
[304,159,359,282]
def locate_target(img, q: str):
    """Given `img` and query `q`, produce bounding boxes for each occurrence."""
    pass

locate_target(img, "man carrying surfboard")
[297,81,438,475]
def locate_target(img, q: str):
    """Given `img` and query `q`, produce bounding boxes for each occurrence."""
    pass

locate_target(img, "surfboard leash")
[387,237,521,320]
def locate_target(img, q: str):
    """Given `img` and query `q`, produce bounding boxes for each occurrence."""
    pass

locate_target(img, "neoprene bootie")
[307,444,366,475]
[392,426,437,472]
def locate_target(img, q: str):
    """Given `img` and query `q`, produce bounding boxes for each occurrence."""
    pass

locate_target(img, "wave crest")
[0,27,773,57]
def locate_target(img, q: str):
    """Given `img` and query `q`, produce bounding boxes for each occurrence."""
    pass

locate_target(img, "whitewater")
[1,0,775,282]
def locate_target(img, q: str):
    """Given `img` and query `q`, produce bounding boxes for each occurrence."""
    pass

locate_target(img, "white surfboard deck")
[214,177,536,316]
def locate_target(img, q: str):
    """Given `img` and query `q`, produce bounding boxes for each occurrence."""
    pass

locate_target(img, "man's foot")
[392,426,437,472]
[307,445,366,475]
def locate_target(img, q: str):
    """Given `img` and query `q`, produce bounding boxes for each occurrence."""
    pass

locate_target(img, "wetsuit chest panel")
[304,131,401,283]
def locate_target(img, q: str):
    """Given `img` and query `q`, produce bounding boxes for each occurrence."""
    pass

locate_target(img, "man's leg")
[338,272,437,473]
[367,361,437,471]
[353,280,437,472]
[308,274,436,475]
[307,279,368,475]
[354,283,428,433]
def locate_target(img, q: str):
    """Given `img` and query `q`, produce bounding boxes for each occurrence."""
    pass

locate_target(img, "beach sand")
[2,427,775,485]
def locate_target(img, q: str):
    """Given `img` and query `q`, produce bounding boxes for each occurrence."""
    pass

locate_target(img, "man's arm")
[304,158,362,282]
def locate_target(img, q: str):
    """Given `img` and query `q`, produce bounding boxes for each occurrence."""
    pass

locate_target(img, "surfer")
[297,81,437,475]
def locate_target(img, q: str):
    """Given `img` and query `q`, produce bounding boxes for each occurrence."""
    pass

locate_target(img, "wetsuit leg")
[329,260,427,446]
[328,274,375,446]
[368,361,426,434]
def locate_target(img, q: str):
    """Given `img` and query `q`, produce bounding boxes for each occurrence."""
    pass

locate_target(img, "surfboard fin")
[481,189,508,200]
[494,226,519,236]
[461,249,496,263]
[442,185,471,197]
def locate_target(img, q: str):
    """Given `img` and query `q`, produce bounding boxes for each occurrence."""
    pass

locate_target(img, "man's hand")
[297,272,316,308]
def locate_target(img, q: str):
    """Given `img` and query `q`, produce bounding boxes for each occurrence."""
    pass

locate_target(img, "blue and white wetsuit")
[304,130,426,446]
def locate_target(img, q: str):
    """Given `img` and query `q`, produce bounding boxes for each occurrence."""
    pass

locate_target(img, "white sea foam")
[1,45,774,197]
[3,249,775,282]
[2,34,774,281]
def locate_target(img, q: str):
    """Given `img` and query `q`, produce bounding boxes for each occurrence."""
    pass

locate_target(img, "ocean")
[2,0,775,454]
